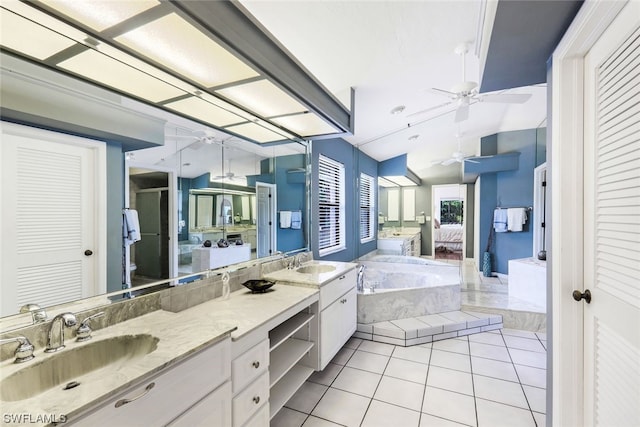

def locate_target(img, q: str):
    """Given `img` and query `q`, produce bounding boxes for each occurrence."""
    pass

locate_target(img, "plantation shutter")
[318,155,345,255]
[360,173,374,242]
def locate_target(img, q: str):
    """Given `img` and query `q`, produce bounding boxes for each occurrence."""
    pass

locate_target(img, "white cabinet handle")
[338,275,346,280]
[115,382,155,408]
[253,396,260,404]
[252,361,260,369]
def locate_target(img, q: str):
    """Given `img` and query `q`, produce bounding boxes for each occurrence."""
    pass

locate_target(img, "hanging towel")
[123,209,141,244]
[507,208,527,232]
[493,208,508,233]
[291,210,302,229]
[280,211,292,228]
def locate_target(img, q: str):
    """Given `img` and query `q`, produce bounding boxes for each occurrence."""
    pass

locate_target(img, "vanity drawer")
[232,338,269,394]
[242,403,269,427]
[232,372,269,427]
[75,338,231,426]
[319,269,356,309]
[168,381,231,427]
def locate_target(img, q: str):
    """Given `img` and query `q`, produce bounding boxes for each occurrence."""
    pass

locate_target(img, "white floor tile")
[361,400,420,427]
[374,376,425,411]
[469,341,512,362]
[504,335,546,353]
[301,416,343,427]
[473,375,529,409]
[392,344,432,364]
[509,348,547,369]
[514,364,547,389]
[419,413,470,427]
[284,381,328,414]
[429,349,471,372]
[384,357,429,384]
[346,350,390,374]
[501,328,538,339]
[471,356,519,382]
[476,398,536,427]
[523,385,546,413]
[331,366,381,398]
[358,339,396,356]
[426,366,474,396]
[468,332,506,346]
[431,337,470,355]
[422,387,477,426]
[331,347,355,366]
[271,407,307,427]
[344,337,363,350]
[311,388,370,427]
[533,412,546,427]
[308,363,342,386]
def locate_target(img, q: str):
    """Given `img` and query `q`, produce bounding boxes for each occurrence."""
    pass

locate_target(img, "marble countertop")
[262,261,358,287]
[0,285,319,425]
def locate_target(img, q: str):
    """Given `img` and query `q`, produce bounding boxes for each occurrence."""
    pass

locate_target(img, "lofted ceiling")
[239,0,578,181]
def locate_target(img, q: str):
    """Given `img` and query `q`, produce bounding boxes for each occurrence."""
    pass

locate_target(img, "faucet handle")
[0,336,35,363]
[20,303,47,324]
[76,312,105,342]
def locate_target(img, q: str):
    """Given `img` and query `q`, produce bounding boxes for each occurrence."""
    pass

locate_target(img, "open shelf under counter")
[269,364,315,420]
[270,338,314,388]
[269,311,315,351]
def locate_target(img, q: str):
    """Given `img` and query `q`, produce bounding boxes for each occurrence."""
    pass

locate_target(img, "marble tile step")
[355,310,502,347]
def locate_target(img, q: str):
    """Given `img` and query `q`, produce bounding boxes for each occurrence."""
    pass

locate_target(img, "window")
[359,173,375,243]
[318,154,345,255]
[440,199,463,224]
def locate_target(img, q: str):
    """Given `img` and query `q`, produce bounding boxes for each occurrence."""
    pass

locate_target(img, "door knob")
[572,289,591,304]
[84,250,93,256]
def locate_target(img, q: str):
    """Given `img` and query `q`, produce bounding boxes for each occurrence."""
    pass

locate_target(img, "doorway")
[256,182,277,258]
[432,184,466,261]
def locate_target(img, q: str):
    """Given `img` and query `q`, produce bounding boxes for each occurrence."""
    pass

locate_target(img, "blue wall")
[311,138,378,262]
[478,128,545,274]
[273,154,307,253]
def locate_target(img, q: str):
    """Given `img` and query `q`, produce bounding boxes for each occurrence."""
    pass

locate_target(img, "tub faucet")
[357,265,366,292]
[45,312,77,353]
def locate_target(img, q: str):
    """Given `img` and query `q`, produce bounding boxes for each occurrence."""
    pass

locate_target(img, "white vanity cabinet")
[378,233,421,256]
[318,268,357,370]
[231,338,269,427]
[74,337,232,427]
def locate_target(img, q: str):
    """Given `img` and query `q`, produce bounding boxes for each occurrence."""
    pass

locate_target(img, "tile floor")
[272,329,547,427]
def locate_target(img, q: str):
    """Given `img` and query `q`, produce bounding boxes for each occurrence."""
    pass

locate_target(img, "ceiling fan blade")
[429,87,457,98]
[454,104,469,122]
[464,158,480,164]
[406,101,453,118]
[441,158,457,166]
[480,93,532,104]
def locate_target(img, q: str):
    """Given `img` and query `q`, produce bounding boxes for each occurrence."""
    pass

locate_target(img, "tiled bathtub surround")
[273,328,547,427]
[355,311,503,347]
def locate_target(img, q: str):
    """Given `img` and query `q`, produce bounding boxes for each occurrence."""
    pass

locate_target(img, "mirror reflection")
[1,120,309,326]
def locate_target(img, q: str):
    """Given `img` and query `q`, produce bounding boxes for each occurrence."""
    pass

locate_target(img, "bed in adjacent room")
[434,222,463,252]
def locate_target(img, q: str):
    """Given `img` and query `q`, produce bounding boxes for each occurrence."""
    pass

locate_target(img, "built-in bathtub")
[357,257,461,324]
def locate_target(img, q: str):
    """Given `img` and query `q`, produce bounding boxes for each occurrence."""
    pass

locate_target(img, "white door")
[256,182,276,258]
[0,123,105,316]
[582,4,640,425]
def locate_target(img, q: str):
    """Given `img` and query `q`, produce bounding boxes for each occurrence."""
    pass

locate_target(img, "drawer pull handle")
[339,275,346,280]
[252,361,260,369]
[115,382,155,408]
[253,396,260,404]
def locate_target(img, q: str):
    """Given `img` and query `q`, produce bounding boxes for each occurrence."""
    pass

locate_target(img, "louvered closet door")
[1,124,99,316]
[583,2,640,425]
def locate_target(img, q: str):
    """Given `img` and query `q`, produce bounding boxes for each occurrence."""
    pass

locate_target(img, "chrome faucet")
[76,312,105,342]
[20,303,47,324]
[0,336,35,363]
[357,265,366,292]
[45,312,77,353]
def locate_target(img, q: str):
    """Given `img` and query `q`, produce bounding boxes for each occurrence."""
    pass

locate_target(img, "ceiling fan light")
[390,105,405,115]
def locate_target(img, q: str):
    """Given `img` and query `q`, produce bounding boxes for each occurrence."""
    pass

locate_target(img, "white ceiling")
[239,0,547,181]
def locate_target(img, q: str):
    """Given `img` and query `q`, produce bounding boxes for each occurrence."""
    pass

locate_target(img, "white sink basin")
[296,264,336,274]
[1,334,159,402]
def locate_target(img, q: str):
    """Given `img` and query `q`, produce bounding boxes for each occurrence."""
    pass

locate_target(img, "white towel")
[493,209,508,233]
[123,209,141,244]
[507,208,527,232]
[280,211,292,228]
[291,210,302,229]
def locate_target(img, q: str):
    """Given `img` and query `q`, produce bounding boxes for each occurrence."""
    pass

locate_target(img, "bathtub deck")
[354,310,503,347]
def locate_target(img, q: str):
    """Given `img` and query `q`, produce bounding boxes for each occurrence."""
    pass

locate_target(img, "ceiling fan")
[433,132,483,166]
[211,159,245,182]
[410,43,532,123]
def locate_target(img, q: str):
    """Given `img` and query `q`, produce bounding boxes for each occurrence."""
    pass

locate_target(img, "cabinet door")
[168,381,231,427]
[319,288,357,370]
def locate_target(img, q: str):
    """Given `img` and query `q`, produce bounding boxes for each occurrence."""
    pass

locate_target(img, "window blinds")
[318,154,345,255]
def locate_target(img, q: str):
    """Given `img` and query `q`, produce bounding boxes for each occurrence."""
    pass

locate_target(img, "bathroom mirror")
[0,122,310,327]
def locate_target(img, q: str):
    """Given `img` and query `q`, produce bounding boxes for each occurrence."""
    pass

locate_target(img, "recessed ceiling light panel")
[165,96,247,127]
[42,0,160,31]
[216,79,307,117]
[272,113,338,137]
